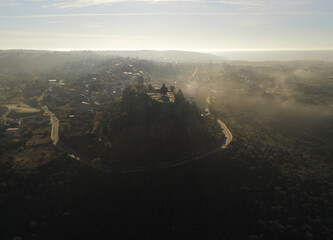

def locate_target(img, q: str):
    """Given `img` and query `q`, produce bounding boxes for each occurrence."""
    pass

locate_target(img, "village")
[0,57,180,146]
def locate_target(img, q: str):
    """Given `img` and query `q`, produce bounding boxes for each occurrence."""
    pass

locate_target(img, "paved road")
[42,106,59,145]
[205,95,233,148]
[217,120,233,149]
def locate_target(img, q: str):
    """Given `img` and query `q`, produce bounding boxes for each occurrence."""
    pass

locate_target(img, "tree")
[175,89,185,103]
[129,85,138,95]
[148,84,155,92]
[24,129,33,138]
[142,86,149,93]
[92,157,102,167]
[42,129,49,138]
[160,84,168,94]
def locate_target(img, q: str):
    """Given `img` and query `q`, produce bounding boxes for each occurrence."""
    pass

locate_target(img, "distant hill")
[0,49,225,74]
[97,50,226,63]
[0,50,107,73]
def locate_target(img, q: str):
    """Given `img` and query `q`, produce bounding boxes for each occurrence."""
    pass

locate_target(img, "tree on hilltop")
[160,84,168,94]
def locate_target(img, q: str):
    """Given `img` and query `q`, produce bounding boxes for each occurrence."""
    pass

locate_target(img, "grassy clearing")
[2,102,41,119]
[12,145,56,169]
[25,126,51,147]
[4,103,40,113]
[25,135,51,147]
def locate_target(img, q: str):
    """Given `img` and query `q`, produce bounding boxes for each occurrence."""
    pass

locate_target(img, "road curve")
[43,103,232,173]
[217,120,233,149]
[205,96,232,149]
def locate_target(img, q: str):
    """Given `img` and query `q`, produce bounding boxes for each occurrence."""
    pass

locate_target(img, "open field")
[3,103,40,113]
[1,102,41,120]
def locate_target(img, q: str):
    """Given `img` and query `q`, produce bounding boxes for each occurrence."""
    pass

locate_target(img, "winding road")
[205,96,233,149]
[218,120,233,149]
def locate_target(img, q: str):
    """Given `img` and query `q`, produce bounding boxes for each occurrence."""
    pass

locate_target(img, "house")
[49,79,57,86]
[59,79,65,87]
[6,128,23,135]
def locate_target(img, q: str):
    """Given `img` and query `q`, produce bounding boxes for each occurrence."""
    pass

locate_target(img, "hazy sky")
[1,0,333,51]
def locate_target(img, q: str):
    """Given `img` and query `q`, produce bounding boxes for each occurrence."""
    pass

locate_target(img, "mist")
[211,50,333,62]
[180,60,333,144]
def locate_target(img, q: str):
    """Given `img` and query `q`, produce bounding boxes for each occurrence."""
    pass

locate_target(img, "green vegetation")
[0,106,8,116]
[0,51,332,240]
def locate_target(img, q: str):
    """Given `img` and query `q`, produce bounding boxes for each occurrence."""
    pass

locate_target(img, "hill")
[0,50,225,74]
[62,84,224,168]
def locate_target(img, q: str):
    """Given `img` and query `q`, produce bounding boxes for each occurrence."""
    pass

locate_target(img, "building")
[5,128,23,135]
[49,79,57,86]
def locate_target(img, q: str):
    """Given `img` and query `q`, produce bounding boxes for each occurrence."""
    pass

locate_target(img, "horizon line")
[1,11,331,19]
[1,48,333,52]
